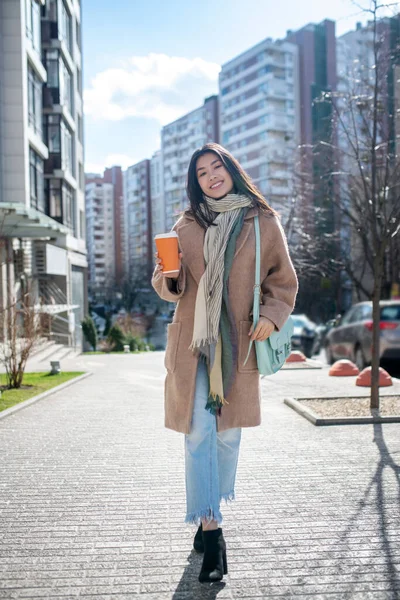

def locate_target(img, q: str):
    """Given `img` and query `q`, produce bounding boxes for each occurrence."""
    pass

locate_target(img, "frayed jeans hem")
[220,490,235,504]
[185,507,223,527]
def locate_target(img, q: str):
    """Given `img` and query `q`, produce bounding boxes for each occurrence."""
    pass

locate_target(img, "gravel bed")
[299,395,400,417]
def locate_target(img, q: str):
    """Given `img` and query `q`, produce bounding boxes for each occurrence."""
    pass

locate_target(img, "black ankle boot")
[198,528,228,583]
[193,522,204,553]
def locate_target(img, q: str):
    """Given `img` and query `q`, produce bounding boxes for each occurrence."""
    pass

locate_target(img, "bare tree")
[284,147,344,322]
[0,287,42,389]
[315,1,400,409]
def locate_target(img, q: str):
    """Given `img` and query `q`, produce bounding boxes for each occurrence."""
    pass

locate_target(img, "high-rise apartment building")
[0,0,87,346]
[103,166,125,285]
[162,95,219,230]
[123,160,152,278]
[85,179,115,302]
[150,150,164,254]
[286,20,337,235]
[219,39,299,221]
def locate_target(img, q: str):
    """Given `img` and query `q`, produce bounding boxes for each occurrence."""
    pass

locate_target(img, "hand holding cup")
[155,251,183,279]
[154,231,182,280]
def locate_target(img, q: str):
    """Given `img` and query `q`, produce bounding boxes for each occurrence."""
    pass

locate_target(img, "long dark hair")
[184,143,278,229]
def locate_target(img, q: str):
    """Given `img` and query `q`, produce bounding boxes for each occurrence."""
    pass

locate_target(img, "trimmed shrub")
[108,324,125,352]
[136,338,147,351]
[82,316,97,351]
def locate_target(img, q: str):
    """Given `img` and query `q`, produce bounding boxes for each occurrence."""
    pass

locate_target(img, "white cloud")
[83,53,220,125]
[84,153,138,174]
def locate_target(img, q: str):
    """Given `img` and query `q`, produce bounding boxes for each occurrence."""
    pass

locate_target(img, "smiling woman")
[151,142,298,583]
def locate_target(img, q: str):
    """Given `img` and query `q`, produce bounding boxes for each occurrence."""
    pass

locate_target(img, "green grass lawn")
[0,371,85,413]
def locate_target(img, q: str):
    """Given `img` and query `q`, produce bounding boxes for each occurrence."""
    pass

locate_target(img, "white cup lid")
[154,231,178,239]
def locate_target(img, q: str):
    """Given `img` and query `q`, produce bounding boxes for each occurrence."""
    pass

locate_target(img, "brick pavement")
[0,352,399,599]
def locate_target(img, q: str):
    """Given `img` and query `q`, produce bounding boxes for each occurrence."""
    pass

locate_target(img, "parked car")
[291,314,318,358]
[312,318,337,355]
[324,300,400,369]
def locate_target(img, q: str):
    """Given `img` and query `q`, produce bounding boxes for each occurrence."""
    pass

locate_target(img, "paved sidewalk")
[0,352,399,599]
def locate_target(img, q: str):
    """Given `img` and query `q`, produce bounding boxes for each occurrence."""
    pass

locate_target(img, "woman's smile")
[210,181,224,190]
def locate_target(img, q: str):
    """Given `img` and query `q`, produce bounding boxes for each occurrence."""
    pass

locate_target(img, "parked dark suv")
[324,300,400,370]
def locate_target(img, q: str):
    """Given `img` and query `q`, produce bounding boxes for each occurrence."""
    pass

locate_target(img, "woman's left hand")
[248,316,275,341]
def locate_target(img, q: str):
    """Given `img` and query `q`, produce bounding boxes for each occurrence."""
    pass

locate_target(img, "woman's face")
[196,152,234,199]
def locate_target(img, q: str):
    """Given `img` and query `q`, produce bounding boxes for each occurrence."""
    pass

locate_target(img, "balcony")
[271,169,291,180]
[265,84,288,99]
[44,153,62,173]
[266,148,288,163]
[265,183,290,196]
[41,19,59,44]
[265,116,288,132]
[43,86,60,109]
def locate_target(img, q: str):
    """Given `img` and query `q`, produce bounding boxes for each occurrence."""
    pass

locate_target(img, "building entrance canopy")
[0,203,69,239]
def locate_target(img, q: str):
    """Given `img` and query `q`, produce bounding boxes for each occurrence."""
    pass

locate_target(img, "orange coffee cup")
[154,231,180,275]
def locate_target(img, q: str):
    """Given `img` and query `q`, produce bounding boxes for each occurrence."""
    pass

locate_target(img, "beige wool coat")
[151,206,298,434]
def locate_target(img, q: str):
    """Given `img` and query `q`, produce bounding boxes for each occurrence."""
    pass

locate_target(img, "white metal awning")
[0,203,69,238]
[34,304,79,315]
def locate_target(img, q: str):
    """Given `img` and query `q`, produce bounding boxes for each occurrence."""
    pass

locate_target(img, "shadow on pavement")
[332,422,400,596]
[371,422,400,591]
[172,550,226,599]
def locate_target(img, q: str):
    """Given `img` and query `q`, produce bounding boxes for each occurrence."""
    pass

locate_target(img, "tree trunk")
[370,256,383,410]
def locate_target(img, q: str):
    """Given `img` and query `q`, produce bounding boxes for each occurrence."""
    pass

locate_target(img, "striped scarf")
[189,193,253,414]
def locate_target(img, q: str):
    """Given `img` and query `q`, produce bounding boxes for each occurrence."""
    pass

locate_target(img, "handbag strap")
[253,214,261,323]
[244,215,261,366]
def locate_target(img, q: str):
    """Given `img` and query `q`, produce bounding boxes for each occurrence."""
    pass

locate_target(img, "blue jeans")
[184,358,242,526]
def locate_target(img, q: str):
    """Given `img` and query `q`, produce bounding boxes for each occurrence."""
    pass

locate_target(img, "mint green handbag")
[243,215,293,376]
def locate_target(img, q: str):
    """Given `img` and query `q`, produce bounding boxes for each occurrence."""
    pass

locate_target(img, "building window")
[27,64,42,137]
[45,114,61,153]
[60,58,73,113]
[42,0,57,21]
[59,0,72,55]
[46,179,62,219]
[76,66,82,96]
[43,50,73,113]
[44,115,74,175]
[45,179,75,231]
[78,162,84,189]
[25,0,41,52]
[64,182,75,232]
[44,49,59,88]
[29,148,44,212]
[61,121,73,174]
[76,18,82,50]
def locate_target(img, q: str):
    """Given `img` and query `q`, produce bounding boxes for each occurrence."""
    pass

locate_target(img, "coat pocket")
[164,322,182,373]
[238,320,258,373]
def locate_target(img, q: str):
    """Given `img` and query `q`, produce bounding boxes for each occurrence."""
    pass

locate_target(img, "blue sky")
[82,0,393,173]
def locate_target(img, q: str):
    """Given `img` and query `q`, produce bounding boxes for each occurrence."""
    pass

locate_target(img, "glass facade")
[59,0,72,55]
[29,148,45,212]
[43,49,73,114]
[45,179,75,231]
[25,0,41,52]
[44,114,74,176]
[27,64,42,137]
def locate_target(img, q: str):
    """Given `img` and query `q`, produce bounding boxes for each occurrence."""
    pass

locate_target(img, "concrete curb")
[284,396,400,426]
[0,372,93,422]
[281,358,324,370]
